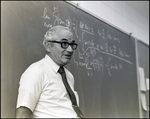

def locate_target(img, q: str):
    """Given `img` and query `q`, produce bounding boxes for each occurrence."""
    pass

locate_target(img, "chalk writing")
[80,21,94,35]
[72,18,78,38]
[76,20,132,76]
[44,22,52,28]
[42,7,52,28]
[105,57,120,76]
[42,8,51,19]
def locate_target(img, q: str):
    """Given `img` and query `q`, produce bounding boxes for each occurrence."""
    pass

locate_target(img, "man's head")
[43,26,77,66]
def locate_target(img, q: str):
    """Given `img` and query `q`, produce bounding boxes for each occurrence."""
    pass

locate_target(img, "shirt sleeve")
[16,65,44,112]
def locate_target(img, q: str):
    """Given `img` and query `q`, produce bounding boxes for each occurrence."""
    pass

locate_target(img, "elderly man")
[16,26,83,118]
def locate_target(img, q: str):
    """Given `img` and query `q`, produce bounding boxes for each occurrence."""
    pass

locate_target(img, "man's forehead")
[57,29,73,39]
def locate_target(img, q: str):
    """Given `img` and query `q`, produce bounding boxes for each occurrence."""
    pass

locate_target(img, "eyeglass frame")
[48,40,78,50]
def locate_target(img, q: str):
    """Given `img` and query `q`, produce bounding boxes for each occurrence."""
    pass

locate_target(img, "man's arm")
[16,106,32,118]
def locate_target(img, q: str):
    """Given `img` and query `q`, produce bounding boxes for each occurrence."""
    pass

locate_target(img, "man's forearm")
[16,106,32,118]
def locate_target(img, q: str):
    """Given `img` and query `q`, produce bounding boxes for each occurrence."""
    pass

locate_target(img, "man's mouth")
[64,54,72,59]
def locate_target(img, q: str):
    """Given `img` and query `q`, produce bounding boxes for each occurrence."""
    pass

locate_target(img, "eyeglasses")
[48,40,78,50]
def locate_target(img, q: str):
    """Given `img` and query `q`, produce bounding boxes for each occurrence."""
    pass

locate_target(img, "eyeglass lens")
[61,42,77,50]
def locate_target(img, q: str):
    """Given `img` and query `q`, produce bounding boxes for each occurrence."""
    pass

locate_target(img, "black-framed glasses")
[48,40,78,50]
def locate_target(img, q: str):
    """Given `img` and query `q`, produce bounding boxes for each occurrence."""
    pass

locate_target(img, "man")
[16,26,83,118]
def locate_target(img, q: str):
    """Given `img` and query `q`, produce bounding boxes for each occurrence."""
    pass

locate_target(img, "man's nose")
[66,45,73,52]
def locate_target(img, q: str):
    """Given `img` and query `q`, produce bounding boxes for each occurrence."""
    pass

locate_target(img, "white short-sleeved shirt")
[16,54,79,118]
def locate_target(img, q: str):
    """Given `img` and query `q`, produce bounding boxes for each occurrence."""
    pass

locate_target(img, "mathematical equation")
[42,6,133,77]
[42,7,71,29]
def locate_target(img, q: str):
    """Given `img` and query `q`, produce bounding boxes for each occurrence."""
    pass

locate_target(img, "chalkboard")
[1,1,140,118]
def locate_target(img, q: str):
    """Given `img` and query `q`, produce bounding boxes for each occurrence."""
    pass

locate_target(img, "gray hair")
[43,26,72,46]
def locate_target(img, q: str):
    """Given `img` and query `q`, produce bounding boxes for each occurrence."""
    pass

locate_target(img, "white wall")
[71,1,149,45]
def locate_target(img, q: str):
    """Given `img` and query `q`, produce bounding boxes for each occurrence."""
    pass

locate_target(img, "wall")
[71,1,149,45]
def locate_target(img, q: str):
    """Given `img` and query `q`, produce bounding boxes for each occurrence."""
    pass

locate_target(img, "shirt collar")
[44,54,60,74]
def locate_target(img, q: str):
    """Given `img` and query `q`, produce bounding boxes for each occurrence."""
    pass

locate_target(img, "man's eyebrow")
[61,39,75,43]
[61,38,67,41]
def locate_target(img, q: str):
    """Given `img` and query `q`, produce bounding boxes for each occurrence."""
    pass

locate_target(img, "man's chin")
[62,59,71,65]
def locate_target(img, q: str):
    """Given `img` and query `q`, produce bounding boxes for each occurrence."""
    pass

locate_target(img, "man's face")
[49,29,75,66]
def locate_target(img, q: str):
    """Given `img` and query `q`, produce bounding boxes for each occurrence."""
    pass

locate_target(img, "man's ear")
[44,41,51,52]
